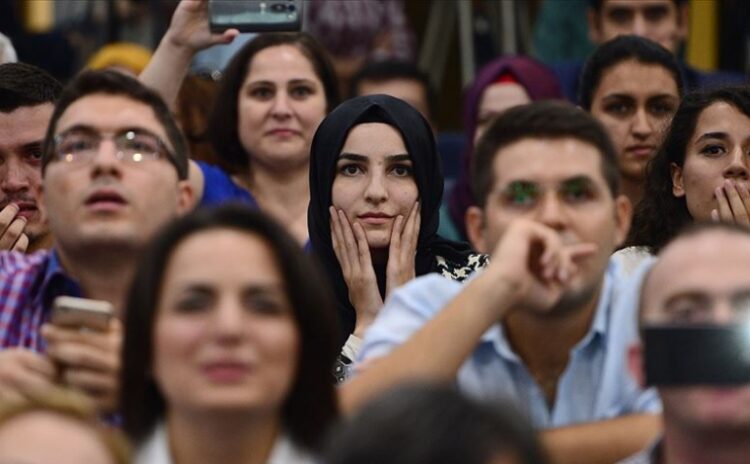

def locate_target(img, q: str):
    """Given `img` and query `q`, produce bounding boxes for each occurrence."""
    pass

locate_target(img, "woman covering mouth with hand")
[308,94,488,382]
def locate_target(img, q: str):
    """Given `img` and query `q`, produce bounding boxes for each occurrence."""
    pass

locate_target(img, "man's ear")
[465,206,488,253]
[176,180,195,215]
[587,8,603,44]
[670,162,685,198]
[628,343,646,388]
[676,3,689,42]
[613,194,632,248]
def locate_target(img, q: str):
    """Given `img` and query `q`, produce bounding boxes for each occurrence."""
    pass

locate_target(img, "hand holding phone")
[43,297,122,412]
[51,296,113,332]
[162,0,239,53]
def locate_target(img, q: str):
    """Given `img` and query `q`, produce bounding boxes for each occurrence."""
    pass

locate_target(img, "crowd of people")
[0,0,749,463]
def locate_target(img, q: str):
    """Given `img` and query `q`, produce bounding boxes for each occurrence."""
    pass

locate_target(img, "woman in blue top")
[141,2,339,245]
[196,32,339,244]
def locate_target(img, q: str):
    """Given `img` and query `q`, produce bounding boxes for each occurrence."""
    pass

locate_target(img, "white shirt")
[134,423,318,464]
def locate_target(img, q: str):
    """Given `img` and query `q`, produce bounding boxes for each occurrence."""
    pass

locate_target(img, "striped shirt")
[0,250,83,351]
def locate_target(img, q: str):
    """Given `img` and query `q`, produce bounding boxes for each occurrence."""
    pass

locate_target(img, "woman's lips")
[625,145,656,158]
[358,213,393,225]
[266,128,299,137]
[202,362,250,383]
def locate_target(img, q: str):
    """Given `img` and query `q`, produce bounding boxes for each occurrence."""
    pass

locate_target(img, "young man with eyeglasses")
[0,71,193,413]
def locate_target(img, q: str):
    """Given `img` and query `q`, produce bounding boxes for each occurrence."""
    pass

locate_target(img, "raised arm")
[139,0,238,108]
[339,219,596,412]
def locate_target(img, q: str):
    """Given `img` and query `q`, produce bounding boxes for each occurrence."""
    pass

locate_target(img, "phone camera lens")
[287,4,296,12]
[270,3,287,13]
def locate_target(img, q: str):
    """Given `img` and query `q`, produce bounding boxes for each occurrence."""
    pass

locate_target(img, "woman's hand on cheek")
[386,201,420,297]
[713,180,750,225]
[330,207,384,337]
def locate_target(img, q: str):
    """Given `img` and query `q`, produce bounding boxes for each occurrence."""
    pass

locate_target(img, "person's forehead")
[55,93,169,142]
[491,137,607,186]
[479,83,531,112]
[341,122,406,153]
[601,0,676,12]
[0,103,53,149]
[691,102,750,143]
[594,60,679,98]
[646,232,750,304]
[359,78,426,99]
[244,44,319,84]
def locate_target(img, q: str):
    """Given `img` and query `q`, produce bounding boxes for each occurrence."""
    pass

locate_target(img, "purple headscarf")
[448,56,563,239]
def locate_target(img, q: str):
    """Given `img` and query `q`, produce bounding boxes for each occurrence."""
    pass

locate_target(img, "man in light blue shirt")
[359,257,657,428]
[341,102,660,463]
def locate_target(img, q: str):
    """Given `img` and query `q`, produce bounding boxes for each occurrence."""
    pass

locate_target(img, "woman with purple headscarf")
[445,56,563,241]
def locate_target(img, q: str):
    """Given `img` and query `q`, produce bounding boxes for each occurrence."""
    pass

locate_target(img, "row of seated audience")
[0,0,748,463]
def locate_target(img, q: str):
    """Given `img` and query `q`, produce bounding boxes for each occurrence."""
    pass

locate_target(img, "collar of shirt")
[37,249,84,316]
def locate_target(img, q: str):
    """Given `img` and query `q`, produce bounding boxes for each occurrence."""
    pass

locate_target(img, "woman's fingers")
[352,222,374,269]
[724,181,750,225]
[734,182,750,224]
[388,215,404,257]
[716,185,735,223]
[338,210,365,273]
[330,207,351,274]
[403,201,421,253]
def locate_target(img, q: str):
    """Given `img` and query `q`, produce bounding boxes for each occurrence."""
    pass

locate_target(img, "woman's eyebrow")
[695,132,729,144]
[386,154,410,162]
[338,153,368,162]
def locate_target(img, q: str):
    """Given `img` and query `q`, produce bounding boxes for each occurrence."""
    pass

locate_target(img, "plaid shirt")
[0,249,83,351]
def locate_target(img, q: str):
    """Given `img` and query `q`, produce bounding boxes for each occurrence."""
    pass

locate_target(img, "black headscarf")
[308,94,475,346]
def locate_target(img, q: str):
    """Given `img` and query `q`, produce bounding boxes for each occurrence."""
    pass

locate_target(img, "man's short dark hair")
[588,0,688,13]
[0,62,62,113]
[324,383,547,464]
[471,101,620,208]
[349,59,436,121]
[41,70,189,180]
[579,35,684,110]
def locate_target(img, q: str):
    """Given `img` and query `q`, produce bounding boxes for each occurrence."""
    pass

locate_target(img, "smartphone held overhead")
[209,0,302,33]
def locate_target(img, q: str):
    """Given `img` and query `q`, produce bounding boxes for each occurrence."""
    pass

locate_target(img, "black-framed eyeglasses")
[52,127,175,166]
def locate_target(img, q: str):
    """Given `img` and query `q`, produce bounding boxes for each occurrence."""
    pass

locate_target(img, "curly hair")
[625,86,750,253]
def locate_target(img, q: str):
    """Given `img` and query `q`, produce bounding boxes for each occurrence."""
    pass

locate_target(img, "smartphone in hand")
[209,0,302,33]
[51,296,113,332]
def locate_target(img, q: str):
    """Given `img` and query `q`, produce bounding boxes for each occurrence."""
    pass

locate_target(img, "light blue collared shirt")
[358,256,660,429]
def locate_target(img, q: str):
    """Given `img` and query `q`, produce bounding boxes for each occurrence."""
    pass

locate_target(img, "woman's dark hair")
[324,383,548,464]
[626,86,750,253]
[208,33,339,174]
[120,204,340,451]
[41,70,189,179]
[579,35,684,111]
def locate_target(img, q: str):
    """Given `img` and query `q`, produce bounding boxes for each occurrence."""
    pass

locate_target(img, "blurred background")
[1,0,748,131]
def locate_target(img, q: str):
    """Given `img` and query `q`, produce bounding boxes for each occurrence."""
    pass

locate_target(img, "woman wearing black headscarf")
[308,95,488,382]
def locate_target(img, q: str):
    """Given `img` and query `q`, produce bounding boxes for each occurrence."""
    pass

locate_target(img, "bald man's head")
[641,222,750,326]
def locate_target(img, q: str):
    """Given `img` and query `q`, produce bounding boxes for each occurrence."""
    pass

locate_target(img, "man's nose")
[534,192,566,231]
[0,157,31,193]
